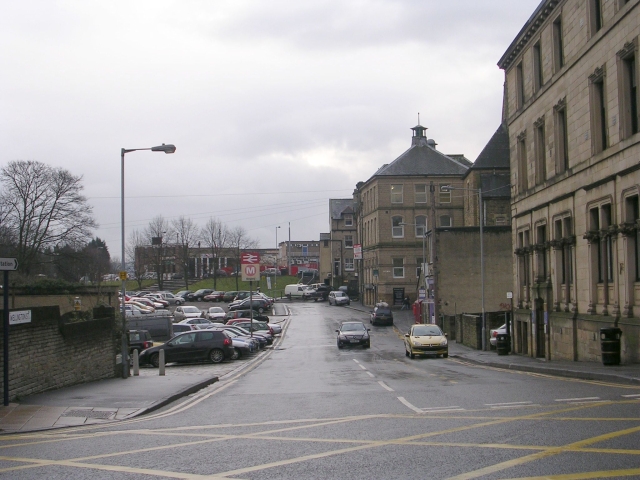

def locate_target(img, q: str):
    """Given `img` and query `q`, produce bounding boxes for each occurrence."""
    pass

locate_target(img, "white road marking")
[378,381,394,392]
[485,401,533,406]
[622,394,640,398]
[366,371,375,378]
[422,406,462,411]
[353,359,360,364]
[489,404,540,409]
[555,397,600,402]
[397,397,423,414]
[358,364,367,370]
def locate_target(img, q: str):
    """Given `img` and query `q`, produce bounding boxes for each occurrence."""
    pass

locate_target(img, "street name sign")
[9,310,31,325]
[0,258,18,271]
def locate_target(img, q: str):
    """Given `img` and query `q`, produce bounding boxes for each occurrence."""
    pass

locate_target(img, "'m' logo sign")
[245,266,256,276]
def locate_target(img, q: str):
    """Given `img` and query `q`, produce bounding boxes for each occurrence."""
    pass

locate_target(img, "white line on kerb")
[397,397,423,414]
[485,401,533,406]
[378,381,394,392]
[622,394,640,398]
[555,397,600,402]
[366,371,375,378]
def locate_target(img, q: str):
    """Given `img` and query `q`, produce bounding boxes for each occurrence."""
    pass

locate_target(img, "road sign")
[0,258,18,271]
[353,244,362,260]
[242,263,260,281]
[119,271,128,281]
[9,310,31,325]
[241,252,260,264]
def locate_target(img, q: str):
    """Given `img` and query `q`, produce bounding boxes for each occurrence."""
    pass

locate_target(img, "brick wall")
[0,306,118,401]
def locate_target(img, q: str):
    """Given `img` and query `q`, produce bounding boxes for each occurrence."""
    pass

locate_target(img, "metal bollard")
[159,349,165,376]
[133,349,139,376]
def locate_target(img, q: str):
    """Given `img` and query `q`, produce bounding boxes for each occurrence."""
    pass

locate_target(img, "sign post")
[1,258,19,406]
[241,253,260,336]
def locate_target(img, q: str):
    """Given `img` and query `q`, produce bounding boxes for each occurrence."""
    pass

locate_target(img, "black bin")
[496,333,510,355]
[600,327,622,365]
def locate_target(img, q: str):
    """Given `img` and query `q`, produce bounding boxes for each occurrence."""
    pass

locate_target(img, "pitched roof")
[329,199,355,220]
[468,124,510,171]
[370,138,469,179]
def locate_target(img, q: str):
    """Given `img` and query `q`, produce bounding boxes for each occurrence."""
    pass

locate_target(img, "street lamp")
[275,226,280,293]
[441,185,486,350]
[120,143,176,379]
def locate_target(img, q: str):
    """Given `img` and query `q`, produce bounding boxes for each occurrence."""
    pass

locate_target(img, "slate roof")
[468,124,510,170]
[370,134,469,179]
[329,199,355,220]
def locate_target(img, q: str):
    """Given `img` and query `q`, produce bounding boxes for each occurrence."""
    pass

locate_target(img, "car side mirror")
[335,329,339,333]
[404,334,409,337]
[367,328,371,332]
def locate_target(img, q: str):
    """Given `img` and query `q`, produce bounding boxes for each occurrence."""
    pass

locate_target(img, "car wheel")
[443,352,448,358]
[405,348,409,357]
[337,341,343,349]
[409,351,415,359]
[209,349,225,363]
[258,307,265,314]
[231,348,240,360]
[175,300,182,305]
[150,353,160,368]
[364,342,370,349]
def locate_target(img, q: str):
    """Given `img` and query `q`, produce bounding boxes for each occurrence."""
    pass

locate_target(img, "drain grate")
[61,410,115,419]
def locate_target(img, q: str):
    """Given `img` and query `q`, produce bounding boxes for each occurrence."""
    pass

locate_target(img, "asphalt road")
[1,301,639,479]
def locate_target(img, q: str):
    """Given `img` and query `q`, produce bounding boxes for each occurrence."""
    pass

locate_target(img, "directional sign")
[0,258,18,271]
[241,252,260,264]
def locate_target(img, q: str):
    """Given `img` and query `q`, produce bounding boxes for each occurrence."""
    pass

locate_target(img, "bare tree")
[142,216,172,290]
[228,226,258,290]
[0,160,97,276]
[172,216,199,290]
[201,218,229,289]
[127,230,147,290]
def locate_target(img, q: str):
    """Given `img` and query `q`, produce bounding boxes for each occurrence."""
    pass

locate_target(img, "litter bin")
[496,333,510,355]
[600,327,622,365]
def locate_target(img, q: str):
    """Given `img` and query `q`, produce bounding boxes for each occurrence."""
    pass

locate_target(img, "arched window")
[392,216,404,238]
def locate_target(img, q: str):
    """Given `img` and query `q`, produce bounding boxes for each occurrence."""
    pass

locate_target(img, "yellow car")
[404,324,448,359]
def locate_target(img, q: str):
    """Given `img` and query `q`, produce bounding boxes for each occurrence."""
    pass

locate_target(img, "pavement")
[2,300,639,434]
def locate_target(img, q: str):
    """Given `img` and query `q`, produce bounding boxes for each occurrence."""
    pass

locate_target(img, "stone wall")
[6,288,119,315]
[0,306,118,401]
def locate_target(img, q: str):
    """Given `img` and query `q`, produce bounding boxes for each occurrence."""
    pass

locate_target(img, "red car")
[203,291,225,302]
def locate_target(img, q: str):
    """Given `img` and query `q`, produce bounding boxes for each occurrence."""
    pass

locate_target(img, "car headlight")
[440,339,448,346]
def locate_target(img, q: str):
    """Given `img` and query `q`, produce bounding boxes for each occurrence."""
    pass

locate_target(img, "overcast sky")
[1,0,540,257]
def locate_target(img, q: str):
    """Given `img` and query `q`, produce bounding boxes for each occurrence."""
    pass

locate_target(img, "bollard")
[133,349,139,376]
[159,349,165,376]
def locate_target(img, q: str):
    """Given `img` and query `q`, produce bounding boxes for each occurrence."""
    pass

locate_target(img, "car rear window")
[376,308,392,315]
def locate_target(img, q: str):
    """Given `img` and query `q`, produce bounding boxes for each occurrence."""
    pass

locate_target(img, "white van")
[284,284,306,299]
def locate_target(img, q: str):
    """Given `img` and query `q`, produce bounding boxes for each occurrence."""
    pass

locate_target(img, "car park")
[138,330,234,367]
[175,318,216,328]
[172,323,197,335]
[129,297,160,311]
[216,325,268,349]
[328,291,350,306]
[336,322,370,349]
[404,324,448,359]
[211,329,255,359]
[175,290,193,300]
[228,320,274,343]
[173,306,203,322]
[203,291,225,302]
[490,324,507,349]
[152,292,183,306]
[370,302,393,326]
[228,298,271,313]
[143,295,169,308]
[223,310,269,323]
[204,306,226,322]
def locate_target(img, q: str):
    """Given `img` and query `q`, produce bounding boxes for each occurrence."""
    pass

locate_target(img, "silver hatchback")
[328,291,350,306]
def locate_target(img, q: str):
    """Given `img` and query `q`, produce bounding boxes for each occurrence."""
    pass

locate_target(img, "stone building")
[355,124,471,307]
[278,241,320,276]
[499,0,640,362]
[321,199,359,292]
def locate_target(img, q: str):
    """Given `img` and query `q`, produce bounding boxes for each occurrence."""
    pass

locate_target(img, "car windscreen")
[341,323,366,332]
[183,307,200,313]
[412,326,443,336]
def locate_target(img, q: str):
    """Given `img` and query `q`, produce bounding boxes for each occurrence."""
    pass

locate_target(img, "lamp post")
[120,143,175,379]
[442,185,486,350]
[275,226,280,293]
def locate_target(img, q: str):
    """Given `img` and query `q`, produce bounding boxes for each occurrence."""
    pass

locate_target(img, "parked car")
[222,291,239,302]
[172,323,198,335]
[336,322,370,349]
[203,291,225,302]
[228,298,271,313]
[215,325,267,349]
[128,329,153,354]
[223,310,269,323]
[187,289,215,302]
[173,306,203,322]
[128,297,159,311]
[404,324,448,359]
[490,324,507,349]
[154,292,183,306]
[328,291,350,306]
[212,329,255,359]
[138,330,234,367]
[204,306,226,322]
[171,273,184,279]
[142,294,169,308]
[261,268,281,276]
[175,318,215,328]
[227,320,274,343]
[232,291,251,302]
[175,290,193,300]
[304,285,330,301]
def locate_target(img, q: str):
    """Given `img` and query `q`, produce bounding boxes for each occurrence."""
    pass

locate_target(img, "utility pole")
[430,182,439,325]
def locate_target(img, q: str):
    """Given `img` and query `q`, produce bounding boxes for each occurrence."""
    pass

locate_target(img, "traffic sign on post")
[241,252,260,282]
[0,258,18,271]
